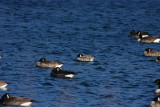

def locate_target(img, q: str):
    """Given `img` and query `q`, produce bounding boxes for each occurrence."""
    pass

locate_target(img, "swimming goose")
[0,81,10,91]
[0,93,35,106]
[154,79,160,85]
[154,79,160,95]
[77,54,94,61]
[128,30,137,37]
[37,58,63,68]
[0,55,2,58]
[156,57,160,63]
[151,96,160,107]
[144,48,160,57]
[129,30,149,38]
[138,32,160,43]
[51,67,75,78]
[0,81,10,88]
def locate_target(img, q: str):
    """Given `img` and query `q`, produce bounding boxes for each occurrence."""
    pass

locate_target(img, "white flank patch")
[151,101,155,107]
[0,87,7,91]
[56,64,63,68]
[90,58,94,61]
[138,38,141,42]
[65,74,74,78]
[20,102,32,106]
[0,84,7,88]
[142,35,149,38]
[154,39,160,43]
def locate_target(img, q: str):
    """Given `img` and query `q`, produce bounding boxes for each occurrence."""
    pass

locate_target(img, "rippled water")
[0,0,160,107]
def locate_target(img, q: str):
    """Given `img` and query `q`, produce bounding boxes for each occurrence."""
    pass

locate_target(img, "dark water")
[0,0,160,107]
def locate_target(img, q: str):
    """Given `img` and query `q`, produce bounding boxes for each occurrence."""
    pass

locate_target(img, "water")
[0,0,160,107]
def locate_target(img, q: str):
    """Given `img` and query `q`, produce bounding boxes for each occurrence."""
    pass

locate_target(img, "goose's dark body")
[37,58,63,68]
[51,67,75,78]
[0,93,35,106]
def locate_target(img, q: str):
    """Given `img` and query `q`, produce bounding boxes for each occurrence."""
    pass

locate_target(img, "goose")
[51,67,75,78]
[129,30,149,38]
[0,93,35,106]
[154,79,160,95]
[0,81,10,91]
[156,57,160,63]
[37,58,63,68]
[0,81,10,88]
[138,32,160,43]
[151,96,160,107]
[77,54,94,61]
[144,48,160,56]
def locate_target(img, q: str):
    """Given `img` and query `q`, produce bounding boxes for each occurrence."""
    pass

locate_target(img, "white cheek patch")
[155,89,160,95]
[154,39,160,43]
[20,102,32,106]
[138,39,141,42]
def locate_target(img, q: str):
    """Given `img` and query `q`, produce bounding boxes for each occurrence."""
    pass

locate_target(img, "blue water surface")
[0,0,160,107]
